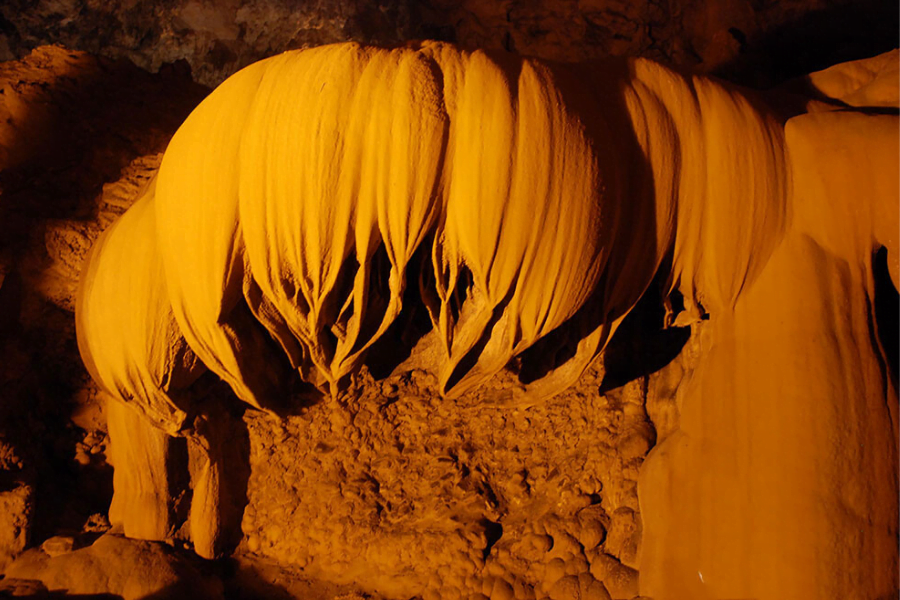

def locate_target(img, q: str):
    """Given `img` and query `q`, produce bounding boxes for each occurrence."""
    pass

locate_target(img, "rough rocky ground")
[241,362,661,599]
[3,141,695,598]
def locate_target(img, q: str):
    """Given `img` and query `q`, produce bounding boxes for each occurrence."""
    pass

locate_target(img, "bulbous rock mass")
[76,41,789,424]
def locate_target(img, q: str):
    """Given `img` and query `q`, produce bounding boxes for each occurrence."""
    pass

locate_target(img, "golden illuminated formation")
[75,43,898,600]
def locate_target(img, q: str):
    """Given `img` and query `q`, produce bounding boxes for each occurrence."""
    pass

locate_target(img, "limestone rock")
[639,54,898,599]
[4,533,224,600]
[803,49,899,108]
[0,0,896,87]
[67,40,898,600]
[106,400,186,542]
[588,552,638,599]
[79,41,789,413]
[0,482,32,571]
[40,535,77,558]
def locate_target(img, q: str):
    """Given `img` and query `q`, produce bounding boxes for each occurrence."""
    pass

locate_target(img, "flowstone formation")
[78,40,791,415]
[68,42,898,600]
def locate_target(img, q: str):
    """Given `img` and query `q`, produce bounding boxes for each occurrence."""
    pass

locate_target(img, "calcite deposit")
[0,30,896,600]
[79,41,791,409]
[65,40,899,600]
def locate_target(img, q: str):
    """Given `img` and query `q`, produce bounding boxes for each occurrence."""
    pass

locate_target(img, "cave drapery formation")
[62,40,900,600]
[0,1,897,595]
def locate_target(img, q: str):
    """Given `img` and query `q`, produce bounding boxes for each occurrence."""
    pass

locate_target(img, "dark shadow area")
[280,378,327,416]
[713,0,899,90]
[481,519,503,561]
[443,291,514,394]
[215,411,252,558]
[166,436,192,530]
[227,297,300,416]
[342,244,392,359]
[872,246,898,390]
[599,281,691,394]
[515,314,582,385]
[514,268,621,385]
[0,591,122,599]
[214,560,298,600]
[0,47,208,545]
[364,242,437,380]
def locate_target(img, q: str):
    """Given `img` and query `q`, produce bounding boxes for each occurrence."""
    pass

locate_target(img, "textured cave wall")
[0,46,207,573]
[0,42,688,598]
[1,0,898,88]
[22,38,894,600]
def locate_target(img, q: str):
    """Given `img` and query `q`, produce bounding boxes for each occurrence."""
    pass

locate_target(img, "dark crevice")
[713,0,900,89]
[482,519,503,561]
[443,290,512,393]
[599,277,691,393]
[872,246,898,389]
[364,242,435,380]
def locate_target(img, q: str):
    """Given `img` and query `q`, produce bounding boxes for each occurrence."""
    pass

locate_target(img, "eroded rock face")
[0,45,206,572]
[0,0,897,87]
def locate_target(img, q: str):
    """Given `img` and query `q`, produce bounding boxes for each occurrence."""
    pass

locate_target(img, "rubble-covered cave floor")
[3,347,694,600]
[241,358,665,600]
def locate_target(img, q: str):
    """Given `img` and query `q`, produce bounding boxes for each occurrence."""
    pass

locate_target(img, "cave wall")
[1,0,898,88]
[0,46,206,572]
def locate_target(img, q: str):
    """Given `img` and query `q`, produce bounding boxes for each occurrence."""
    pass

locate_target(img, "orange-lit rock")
[76,181,203,435]
[61,41,900,599]
[118,42,787,404]
[5,532,224,599]
[640,52,899,600]
[803,49,899,109]
[0,45,208,582]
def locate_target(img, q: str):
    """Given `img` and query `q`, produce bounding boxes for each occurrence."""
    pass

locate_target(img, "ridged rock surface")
[73,41,898,600]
